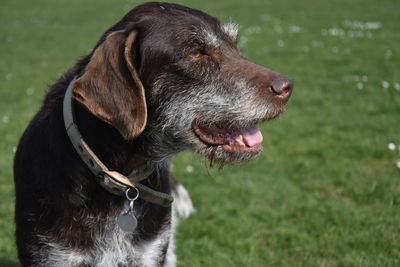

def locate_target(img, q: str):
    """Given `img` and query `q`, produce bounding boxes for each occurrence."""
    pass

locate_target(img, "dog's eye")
[190,50,209,60]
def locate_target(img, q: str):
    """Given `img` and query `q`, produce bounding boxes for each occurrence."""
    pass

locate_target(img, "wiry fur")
[34,195,183,267]
[222,22,239,41]
[144,64,287,163]
[35,206,174,267]
[14,2,292,266]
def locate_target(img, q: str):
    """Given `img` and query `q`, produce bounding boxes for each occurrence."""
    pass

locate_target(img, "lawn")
[0,0,399,266]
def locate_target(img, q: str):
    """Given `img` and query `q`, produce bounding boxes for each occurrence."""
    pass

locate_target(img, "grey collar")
[63,77,173,207]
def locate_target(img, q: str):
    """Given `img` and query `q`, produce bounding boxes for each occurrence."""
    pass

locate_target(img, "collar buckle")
[102,171,133,196]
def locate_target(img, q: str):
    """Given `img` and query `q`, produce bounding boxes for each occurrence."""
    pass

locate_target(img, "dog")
[14,2,293,266]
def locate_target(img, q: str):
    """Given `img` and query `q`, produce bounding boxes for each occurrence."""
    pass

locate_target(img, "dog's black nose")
[270,75,294,99]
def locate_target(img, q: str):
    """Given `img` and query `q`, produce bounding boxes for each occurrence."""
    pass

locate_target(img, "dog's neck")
[73,101,155,174]
[61,77,175,210]
[70,100,175,207]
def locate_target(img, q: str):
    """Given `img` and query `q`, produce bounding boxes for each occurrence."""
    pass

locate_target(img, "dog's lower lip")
[222,143,262,155]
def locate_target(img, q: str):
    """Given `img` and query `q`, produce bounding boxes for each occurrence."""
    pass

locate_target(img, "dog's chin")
[191,123,264,164]
[195,143,263,164]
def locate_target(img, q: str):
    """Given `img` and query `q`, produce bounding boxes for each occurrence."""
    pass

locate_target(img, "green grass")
[1,0,399,266]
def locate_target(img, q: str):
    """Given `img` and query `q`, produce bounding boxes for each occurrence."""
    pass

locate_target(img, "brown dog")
[14,2,293,266]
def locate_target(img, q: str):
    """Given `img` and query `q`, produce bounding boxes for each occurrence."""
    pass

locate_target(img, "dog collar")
[63,77,173,207]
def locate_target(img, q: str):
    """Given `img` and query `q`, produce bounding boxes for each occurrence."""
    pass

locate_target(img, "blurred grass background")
[1,0,399,266]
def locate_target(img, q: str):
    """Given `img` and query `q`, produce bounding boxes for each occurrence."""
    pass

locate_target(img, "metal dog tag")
[117,187,140,233]
[117,212,137,232]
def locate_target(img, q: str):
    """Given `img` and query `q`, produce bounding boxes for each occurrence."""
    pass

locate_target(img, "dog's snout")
[269,75,293,99]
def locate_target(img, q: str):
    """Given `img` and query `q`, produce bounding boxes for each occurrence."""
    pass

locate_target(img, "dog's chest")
[41,221,173,267]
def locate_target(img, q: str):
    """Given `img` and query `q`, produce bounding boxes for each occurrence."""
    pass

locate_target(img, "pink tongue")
[240,127,263,147]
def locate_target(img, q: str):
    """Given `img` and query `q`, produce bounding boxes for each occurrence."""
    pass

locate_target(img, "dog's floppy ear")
[73,30,146,140]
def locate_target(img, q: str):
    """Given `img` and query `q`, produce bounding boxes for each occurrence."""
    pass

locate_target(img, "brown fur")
[73,29,147,140]
[13,2,293,266]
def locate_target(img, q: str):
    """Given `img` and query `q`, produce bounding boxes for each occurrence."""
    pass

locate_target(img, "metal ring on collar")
[125,187,139,201]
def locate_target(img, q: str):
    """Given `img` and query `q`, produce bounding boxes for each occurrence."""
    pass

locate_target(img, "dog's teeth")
[235,135,245,146]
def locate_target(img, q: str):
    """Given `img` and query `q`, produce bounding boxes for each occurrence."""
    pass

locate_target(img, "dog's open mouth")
[193,123,263,155]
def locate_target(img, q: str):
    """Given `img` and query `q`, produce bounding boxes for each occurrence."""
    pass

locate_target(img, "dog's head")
[73,2,293,164]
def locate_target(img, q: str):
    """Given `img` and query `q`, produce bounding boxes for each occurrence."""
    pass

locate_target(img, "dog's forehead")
[140,4,239,47]
[188,22,239,48]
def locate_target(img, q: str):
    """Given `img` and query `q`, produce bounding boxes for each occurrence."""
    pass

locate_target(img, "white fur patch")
[38,212,175,266]
[222,22,239,41]
[139,223,171,267]
[202,28,220,47]
[164,208,177,267]
[172,183,196,219]
[38,243,90,266]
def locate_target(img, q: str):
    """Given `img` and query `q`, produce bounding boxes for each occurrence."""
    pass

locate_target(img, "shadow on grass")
[0,258,20,267]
